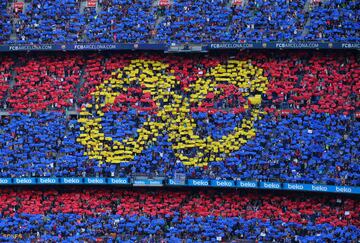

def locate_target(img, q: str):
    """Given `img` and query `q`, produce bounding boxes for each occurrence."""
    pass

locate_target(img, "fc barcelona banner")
[0,42,358,52]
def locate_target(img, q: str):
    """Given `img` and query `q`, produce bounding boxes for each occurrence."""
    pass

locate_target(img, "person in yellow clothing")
[77,59,268,167]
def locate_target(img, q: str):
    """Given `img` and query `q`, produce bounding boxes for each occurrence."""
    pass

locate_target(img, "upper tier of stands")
[0,188,359,241]
[0,51,359,186]
[0,0,359,44]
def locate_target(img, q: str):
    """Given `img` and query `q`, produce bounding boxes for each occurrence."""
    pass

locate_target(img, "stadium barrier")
[0,177,358,194]
[0,42,358,52]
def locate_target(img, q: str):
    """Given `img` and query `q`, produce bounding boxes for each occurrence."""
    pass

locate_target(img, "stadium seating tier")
[0,189,359,241]
[0,51,359,186]
[1,0,359,44]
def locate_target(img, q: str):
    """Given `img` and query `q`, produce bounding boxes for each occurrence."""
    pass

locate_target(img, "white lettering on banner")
[87,178,105,184]
[63,178,81,184]
[210,43,254,49]
[9,45,53,51]
[335,187,352,193]
[0,178,10,184]
[192,180,209,186]
[275,43,319,48]
[342,43,360,49]
[215,181,233,187]
[169,179,185,185]
[109,178,128,184]
[263,182,281,189]
[287,184,304,190]
[149,180,162,185]
[134,180,146,184]
[74,44,116,50]
[39,178,57,184]
[311,185,328,191]
[15,178,33,184]
[239,181,257,188]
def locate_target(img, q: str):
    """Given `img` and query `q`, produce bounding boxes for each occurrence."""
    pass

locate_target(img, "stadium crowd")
[0,188,358,241]
[228,0,308,42]
[305,0,359,41]
[0,0,359,44]
[0,51,359,186]
[0,1,358,242]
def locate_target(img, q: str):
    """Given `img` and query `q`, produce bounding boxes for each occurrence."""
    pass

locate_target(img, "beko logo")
[15,178,33,184]
[286,184,304,190]
[39,178,57,184]
[335,187,351,193]
[263,182,281,189]
[0,178,10,183]
[192,180,209,186]
[109,178,128,184]
[134,180,146,184]
[86,178,105,184]
[311,185,328,191]
[149,180,162,185]
[63,178,81,184]
[239,182,257,188]
[215,181,233,187]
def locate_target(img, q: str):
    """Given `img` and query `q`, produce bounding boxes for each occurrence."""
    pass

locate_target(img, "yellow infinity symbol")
[77,59,268,167]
